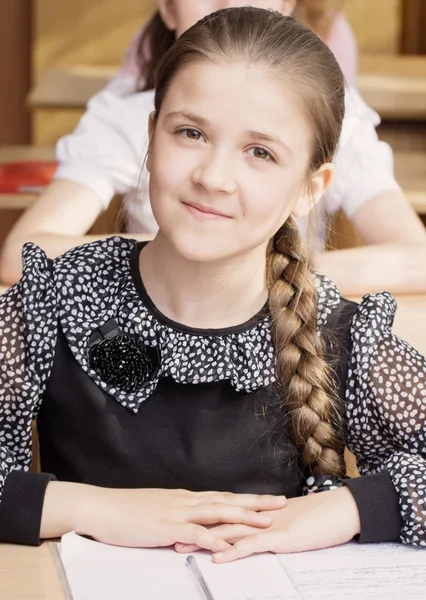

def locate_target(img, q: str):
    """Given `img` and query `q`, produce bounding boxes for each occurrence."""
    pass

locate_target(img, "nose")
[192,149,237,195]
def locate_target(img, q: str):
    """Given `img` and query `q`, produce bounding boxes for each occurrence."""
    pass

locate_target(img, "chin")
[170,231,233,264]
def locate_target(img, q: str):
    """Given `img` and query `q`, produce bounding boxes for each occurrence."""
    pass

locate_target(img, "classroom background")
[0,0,426,249]
[0,0,425,293]
[0,2,426,597]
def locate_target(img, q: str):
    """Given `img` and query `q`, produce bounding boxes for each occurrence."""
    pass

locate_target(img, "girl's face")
[158,1,297,37]
[147,61,332,264]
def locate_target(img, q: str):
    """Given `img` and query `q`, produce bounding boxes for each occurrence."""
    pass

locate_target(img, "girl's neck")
[139,235,268,329]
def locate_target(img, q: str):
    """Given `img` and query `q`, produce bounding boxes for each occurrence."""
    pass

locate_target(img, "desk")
[0,542,65,600]
[358,55,426,120]
[390,294,426,356]
[346,294,425,356]
[27,65,116,109]
[0,146,56,211]
[394,151,426,215]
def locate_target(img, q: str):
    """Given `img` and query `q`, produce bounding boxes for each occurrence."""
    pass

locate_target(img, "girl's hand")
[176,487,360,560]
[77,487,286,552]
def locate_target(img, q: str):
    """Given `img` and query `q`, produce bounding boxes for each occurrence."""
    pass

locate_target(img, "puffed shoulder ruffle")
[350,292,397,358]
[345,290,398,411]
[20,243,58,388]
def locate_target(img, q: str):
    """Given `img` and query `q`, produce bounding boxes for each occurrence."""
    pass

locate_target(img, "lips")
[182,201,231,219]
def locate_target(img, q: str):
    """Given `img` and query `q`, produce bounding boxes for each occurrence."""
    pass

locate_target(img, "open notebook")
[52,532,426,600]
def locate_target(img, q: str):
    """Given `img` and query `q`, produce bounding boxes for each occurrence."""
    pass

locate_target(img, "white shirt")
[55,78,400,236]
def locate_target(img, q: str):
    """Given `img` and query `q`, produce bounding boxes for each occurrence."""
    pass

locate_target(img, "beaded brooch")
[87,319,160,393]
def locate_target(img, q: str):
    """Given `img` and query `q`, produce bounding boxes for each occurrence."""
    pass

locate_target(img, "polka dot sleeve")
[0,244,57,543]
[345,292,426,546]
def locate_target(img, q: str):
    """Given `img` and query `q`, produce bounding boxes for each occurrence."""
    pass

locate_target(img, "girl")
[0,7,425,558]
[2,1,425,295]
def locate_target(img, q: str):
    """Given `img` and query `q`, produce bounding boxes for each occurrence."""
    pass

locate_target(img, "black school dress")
[0,238,425,547]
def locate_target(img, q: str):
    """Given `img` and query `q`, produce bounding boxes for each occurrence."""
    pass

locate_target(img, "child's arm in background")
[326,11,358,87]
[317,88,426,295]
[0,90,155,286]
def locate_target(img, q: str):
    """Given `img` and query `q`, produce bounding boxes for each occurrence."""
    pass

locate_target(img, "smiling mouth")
[182,202,231,219]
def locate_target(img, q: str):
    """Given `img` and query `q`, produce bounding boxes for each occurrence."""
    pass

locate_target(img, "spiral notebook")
[51,532,426,600]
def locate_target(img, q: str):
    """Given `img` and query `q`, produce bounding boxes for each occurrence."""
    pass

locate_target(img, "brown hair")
[150,7,346,477]
[137,1,345,91]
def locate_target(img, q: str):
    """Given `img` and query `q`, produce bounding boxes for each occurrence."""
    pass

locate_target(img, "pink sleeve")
[103,24,150,96]
[326,13,358,87]
[115,25,146,79]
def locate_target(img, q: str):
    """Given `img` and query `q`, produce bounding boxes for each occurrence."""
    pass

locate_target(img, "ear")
[292,163,335,218]
[146,112,156,174]
[156,0,178,32]
[281,0,297,16]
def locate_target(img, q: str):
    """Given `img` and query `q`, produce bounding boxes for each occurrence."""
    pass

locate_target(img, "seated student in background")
[1,7,425,556]
[1,0,425,295]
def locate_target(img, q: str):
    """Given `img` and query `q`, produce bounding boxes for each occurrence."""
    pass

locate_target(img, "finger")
[174,524,232,553]
[213,532,276,563]
[175,543,200,553]
[204,523,258,543]
[175,524,258,552]
[194,492,286,511]
[188,502,273,528]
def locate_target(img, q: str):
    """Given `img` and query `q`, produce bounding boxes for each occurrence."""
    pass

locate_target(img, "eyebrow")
[165,111,292,157]
[165,111,209,127]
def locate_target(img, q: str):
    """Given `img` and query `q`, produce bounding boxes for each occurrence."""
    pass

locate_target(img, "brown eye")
[183,129,202,140]
[250,147,272,161]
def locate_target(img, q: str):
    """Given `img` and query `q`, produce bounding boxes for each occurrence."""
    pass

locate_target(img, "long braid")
[268,217,346,477]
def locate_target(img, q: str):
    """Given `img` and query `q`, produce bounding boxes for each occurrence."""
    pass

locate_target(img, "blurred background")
[0,0,425,258]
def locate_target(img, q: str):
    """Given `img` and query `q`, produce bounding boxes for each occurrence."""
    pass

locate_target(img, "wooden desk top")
[393,151,426,215]
[0,146,56,211]
[358,55,426,120]
[27,65,116,109]
[0,543,65,600]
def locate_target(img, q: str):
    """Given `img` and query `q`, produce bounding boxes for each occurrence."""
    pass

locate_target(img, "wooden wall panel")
[400,0,426,54]
[32,0,154,144]
[0,0,31,144]
[345,0,401,54]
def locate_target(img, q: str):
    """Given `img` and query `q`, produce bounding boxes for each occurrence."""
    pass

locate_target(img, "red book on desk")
[0,160,58,194]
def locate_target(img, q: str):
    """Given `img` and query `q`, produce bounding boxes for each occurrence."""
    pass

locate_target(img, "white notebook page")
[278,542,426,599]
[59,532,300,600]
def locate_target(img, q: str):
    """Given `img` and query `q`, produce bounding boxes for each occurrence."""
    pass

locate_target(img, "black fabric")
[36,294,359,500]
[344,471,402,542]
[0,471,56,545]
[14,265,398,546]
[38,324,302,496]
[323,297,359,406]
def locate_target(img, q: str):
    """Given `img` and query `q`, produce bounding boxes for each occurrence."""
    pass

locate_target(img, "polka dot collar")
[51,238,340,412]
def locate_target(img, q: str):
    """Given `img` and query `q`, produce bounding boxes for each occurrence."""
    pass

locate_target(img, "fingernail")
[213,552,224,561]
[258,515,272,524]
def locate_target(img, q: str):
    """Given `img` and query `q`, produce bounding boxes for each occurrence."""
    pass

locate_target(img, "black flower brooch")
[87,319,160,393]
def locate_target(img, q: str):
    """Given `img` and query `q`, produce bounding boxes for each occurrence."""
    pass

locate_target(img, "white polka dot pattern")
[0,238,425,548]
[345,292,426,546]
[52,238,339,413]
[0,244,57,501]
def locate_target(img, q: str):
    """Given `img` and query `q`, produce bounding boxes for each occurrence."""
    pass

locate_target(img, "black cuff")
[344,470,402,543]
[0,471,56,545]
